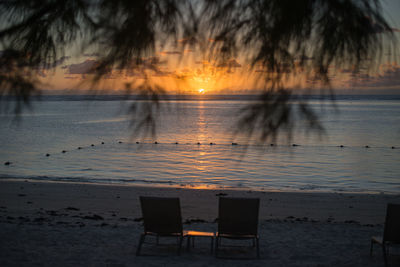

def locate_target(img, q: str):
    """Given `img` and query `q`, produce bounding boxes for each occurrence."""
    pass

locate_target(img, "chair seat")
[144,231,183,237]
[185,230,215,237]
[217,232,258,239]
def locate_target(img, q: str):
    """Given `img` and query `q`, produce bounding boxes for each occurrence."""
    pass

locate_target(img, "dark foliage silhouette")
[0,0,396,141]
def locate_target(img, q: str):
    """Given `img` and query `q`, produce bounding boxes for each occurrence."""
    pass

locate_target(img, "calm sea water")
[0,96,399,194]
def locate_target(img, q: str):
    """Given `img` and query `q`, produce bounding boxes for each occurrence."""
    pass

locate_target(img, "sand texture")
[0,180,399,266]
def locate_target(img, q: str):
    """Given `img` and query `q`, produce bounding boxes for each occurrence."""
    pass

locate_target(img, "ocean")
[1,95,399,194]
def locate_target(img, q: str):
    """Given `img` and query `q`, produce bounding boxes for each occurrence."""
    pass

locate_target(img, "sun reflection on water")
[195,100,208,173]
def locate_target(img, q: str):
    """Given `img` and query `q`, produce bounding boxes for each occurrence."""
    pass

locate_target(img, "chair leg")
[382,244,388,267]
[215,236,219,257]
[136,234,146,256]
[177,236,183,255]
[370,240,374,256]
[256,237,260,259]
[187,236,191,251]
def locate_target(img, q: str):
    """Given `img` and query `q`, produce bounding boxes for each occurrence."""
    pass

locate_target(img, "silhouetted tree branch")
[0,0,396,141]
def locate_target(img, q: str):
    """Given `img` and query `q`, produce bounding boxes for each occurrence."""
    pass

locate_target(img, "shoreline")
[1,179,399,225]
[1,177,398,196]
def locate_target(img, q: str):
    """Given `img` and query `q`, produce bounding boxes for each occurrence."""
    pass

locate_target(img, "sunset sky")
[35,0,400,95]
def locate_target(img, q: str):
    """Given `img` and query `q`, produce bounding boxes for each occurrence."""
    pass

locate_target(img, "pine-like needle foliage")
[0,0,396,141]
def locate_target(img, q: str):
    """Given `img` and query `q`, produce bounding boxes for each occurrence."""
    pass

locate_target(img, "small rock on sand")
[83,214,103,220]
[65,207,80,211]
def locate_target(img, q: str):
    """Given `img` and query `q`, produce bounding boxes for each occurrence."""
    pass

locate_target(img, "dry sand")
[0,180,399,266]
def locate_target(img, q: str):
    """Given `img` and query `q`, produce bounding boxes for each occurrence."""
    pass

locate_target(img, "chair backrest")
[218,197,260,236]
[140,196,183,235]
[383,203,400,243]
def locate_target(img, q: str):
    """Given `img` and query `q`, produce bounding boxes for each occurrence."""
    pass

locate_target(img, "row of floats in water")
[3,141,397,166]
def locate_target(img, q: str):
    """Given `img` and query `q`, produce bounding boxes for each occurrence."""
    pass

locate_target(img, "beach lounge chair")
[370,203,400,266]
[136,196,215,256]
[136,196,186,255]
[216,197,260,258]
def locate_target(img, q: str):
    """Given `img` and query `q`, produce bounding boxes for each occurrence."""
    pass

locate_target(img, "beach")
[1,180,399,266]
[1,0,400,264]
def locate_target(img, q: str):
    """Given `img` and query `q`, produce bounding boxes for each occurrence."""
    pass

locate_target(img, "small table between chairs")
[185,230,215,254]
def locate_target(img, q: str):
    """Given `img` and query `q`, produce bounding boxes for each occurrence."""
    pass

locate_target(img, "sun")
[198,88,205,94]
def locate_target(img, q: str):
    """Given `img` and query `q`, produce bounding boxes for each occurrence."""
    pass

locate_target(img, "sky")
[25,0,400,95]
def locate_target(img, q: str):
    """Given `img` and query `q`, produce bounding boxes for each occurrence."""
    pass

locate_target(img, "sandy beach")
[0,179,399,266]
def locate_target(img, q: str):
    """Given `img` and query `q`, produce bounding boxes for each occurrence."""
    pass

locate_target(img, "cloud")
[50,56,70,68]
[160,51,181,56]
[195,60,210,65]
[216,59,241,68]
[61,56,172,81]
[36,69,47,77]
[295,55,314,62]
[35,56,71,73]
[140,57,167,69]
[151,70,173,77]
[0,51,70,78]
[63,59,100,74]
[347,63,400,88]
[339,66,359,75]
[172,69,191,80]
[178,37,197,46]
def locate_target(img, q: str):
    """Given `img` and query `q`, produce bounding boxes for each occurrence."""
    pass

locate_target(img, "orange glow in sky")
[2,0,398,95]
[40,39,400,95]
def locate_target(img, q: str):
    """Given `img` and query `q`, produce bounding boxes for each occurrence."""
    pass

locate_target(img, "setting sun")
[198,88,205,94]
